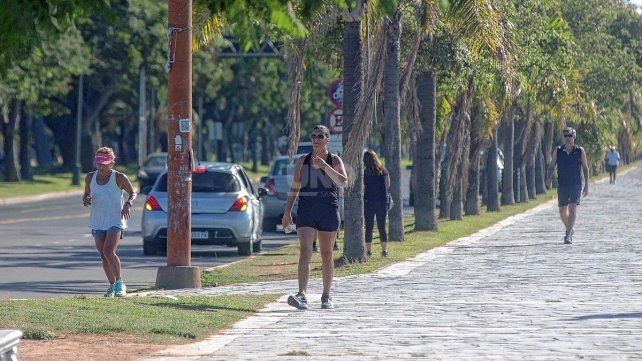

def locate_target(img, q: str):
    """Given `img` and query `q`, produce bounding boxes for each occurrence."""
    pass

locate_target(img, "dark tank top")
[556,145,582,187]
[298,152,338,209]
[364,170,388,204]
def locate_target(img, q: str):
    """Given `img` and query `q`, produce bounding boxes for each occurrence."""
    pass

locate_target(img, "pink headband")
[94,154,114,165]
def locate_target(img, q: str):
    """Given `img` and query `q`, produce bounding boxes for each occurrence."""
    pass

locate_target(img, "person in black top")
[546,127,590,244]
[363,150,390,257]
[282,125,348,310]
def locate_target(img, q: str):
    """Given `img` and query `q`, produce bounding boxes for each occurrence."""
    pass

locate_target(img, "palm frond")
[399,0,440,105]
[193,4,226,51]
[284,2,341,158]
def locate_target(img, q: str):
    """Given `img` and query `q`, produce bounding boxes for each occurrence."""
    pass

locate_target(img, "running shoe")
[287,292,309,310]
[114,279,127,297]
[321,294,334,309]
[103,284,115,298]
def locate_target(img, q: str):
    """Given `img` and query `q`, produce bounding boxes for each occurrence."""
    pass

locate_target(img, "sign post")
[327,80,343,154]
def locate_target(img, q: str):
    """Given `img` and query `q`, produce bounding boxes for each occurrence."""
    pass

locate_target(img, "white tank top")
[89,170,126,230]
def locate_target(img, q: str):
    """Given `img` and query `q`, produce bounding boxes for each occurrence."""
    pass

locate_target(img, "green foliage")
[0,0,110,71]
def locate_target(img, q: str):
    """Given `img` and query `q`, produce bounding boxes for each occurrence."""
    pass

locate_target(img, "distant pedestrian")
[605,145,620,184]
[363,150,390,257]
[546,127,590,244]
[282,125,348,310]
[83,147,136,297]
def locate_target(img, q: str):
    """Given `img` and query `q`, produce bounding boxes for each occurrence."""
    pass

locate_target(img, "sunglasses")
[310,134,327,139]
[563,134,574,138]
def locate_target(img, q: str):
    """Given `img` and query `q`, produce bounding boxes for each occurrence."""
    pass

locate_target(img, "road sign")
[327,107,343,135]
[327,79,343,107]
[329,133,343,155]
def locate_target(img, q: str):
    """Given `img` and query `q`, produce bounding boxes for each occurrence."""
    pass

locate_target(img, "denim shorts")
[92,226,123,239]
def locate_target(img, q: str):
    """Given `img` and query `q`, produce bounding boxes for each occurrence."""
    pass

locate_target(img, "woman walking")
[282,125,348,310]
[363,150,390,257]
[83,147,136,297]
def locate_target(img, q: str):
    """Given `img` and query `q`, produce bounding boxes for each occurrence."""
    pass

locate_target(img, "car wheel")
[143,238,166,256]
[238,242,252,256]
[252,239,262,253]
[143,239,159,256]
[262,218,278,232]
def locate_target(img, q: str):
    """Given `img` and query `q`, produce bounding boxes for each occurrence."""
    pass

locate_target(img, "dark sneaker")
[382,251,388,258]
[287,293,309,310]
[321,294,334,309]
[563,235,572,244]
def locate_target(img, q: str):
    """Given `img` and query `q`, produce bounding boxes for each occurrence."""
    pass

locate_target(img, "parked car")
[138,152,168,190]
[141,162,266,256]
[262,154,344,232]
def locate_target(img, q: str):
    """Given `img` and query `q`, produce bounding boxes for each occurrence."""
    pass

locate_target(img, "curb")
[0,189,84,206]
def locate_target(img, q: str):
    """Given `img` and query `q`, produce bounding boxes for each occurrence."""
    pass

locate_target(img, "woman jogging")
[83,147,136,297]
[363,150,390,257]
[282,125,348,310]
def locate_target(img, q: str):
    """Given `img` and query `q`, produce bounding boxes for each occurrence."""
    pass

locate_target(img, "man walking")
[546,127,590,244]
[605,145,621,184]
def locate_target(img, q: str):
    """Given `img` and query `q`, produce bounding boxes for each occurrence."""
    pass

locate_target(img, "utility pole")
[72,74,84,186]
[156,0,201,289]
[138,67,147,168]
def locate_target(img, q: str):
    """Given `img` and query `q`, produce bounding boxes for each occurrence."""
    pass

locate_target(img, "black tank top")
[298,152,338,209]
[364,171,388,203]
[556,145,583,187]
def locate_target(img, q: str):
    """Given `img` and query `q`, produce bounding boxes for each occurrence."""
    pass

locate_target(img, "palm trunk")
[450,178,463,220]
[383,10,404,240]
[535,144,546,194]
[342,16,366,262]
[465,157,481,215]
[486,127,500,211]
[501,106,515,205]
[543,120,555,187]
[524,118,541,200]
[414,70,437,231]
[19,109,33,180]
[2,100,22,182]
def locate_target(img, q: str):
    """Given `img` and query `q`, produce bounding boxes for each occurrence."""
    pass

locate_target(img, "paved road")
[147,167,642,360]
[0,196,296,299]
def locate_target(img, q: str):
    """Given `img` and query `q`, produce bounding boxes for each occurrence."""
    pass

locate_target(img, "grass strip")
[0,294,276,344]
[202,192,557,287]
[0,166,138,199]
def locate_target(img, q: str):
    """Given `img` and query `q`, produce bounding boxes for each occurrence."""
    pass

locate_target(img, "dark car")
[138,152,167,190]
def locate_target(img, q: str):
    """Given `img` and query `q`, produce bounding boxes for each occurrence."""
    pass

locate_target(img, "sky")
[628,0,642,9]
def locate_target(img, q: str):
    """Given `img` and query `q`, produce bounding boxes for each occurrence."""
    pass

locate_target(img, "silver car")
[141,162,266,256]
[262,154,344,232]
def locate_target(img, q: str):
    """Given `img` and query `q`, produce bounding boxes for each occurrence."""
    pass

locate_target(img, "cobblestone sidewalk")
[146,167,642,360]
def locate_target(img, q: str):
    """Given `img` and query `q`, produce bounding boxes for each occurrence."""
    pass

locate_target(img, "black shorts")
[558,185,582,207]
[296,205,340,232]
[607,164,617,173]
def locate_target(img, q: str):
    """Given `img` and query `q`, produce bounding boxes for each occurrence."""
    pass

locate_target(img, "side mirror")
[259,176,268,187]
[258,187,268,199]
[141,186,152,195]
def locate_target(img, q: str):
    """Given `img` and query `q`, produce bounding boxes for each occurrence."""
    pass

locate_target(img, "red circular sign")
[327,107,343,134]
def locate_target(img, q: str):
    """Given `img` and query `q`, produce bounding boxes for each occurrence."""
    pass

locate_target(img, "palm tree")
[415,69,438,230]
[341,2,366,262]
[383,9,405,241]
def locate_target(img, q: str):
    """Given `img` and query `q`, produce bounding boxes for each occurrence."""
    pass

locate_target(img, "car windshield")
[145,155,167,167]
[155,172,240,192]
